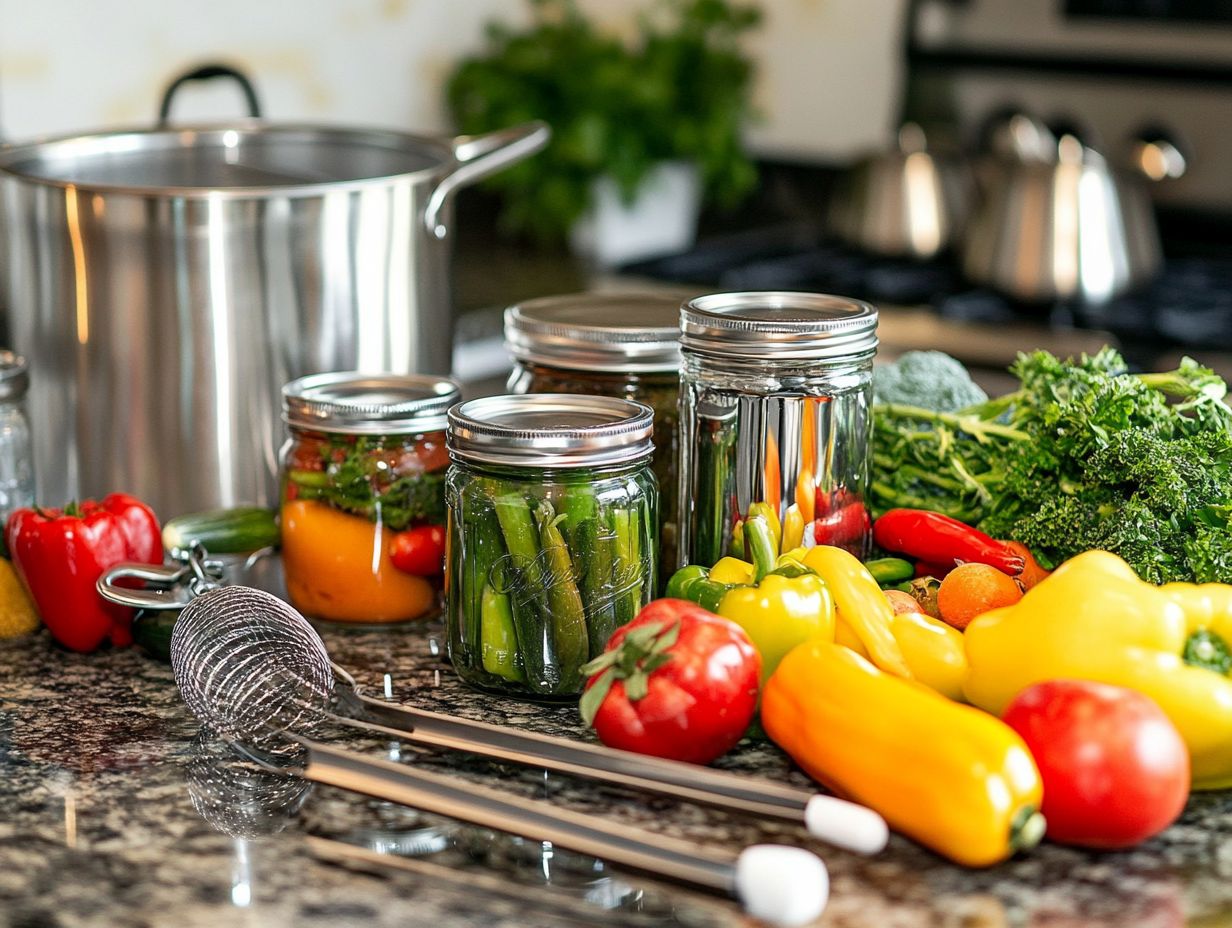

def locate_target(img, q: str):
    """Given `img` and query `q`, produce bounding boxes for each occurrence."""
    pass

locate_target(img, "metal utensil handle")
[350,691,813,817]
[300,738,737,894]
[422,121,551,239]
[158,63,263,126]
[97,546,226,611]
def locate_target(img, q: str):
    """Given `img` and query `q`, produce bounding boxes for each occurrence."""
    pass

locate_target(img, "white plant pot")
[569,160,702,269]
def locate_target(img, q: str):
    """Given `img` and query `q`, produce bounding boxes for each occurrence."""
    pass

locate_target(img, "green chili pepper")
[866,557,915,587]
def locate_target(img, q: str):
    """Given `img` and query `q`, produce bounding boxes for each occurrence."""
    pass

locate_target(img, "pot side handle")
[423,121,551,240]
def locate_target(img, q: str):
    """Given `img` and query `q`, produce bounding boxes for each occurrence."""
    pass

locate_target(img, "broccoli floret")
[873,351,988,413]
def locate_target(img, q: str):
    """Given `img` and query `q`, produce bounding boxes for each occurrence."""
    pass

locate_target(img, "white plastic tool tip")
[734,844,829,927]
[804,794,889,855]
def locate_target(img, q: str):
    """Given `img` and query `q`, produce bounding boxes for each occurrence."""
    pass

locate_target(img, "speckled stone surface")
[3,591,1232,928]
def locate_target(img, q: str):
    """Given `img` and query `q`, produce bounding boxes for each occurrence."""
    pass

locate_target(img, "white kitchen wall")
[0,0,905,161]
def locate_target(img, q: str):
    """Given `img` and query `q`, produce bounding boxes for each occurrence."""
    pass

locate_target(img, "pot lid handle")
[158,63,263,127]
[423,121,551,240]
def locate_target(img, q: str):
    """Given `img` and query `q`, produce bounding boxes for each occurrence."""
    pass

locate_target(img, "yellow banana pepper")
[763,641,1045,867]
[802,545,913,679]
[965,549,1232,790]
[838,610,967,700]
[781,504,805,554]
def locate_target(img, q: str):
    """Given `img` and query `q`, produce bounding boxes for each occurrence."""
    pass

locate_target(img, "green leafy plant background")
[446,0,762,242]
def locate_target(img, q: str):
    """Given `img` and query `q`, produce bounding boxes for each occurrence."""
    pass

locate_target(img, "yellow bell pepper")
[718,573,834,684]
[965,549,1232,790]
[838,610,967,700]
[802,545,913,679]
[747,502,782,556]
[763,641,1045,867]
[667,517,836,682]
[708,556,755,586]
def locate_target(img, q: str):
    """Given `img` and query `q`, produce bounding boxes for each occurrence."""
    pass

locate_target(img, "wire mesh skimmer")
[99,565,880,925]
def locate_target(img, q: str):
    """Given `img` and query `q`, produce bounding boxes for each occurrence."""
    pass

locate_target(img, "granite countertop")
[3,586,1232,928]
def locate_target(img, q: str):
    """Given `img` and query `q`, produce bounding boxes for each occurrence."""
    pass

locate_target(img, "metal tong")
[97,550,887,855]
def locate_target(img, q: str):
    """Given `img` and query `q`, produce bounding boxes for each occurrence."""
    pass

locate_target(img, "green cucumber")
[131,609,177,662]
[162,507,280,556]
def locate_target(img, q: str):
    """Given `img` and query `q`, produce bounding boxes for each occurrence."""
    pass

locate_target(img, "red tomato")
[389,524,446,576]
[579,599,760,765]
[1002,679,1190,849]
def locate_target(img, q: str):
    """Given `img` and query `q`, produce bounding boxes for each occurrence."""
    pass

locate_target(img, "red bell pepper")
[5,494,162,652]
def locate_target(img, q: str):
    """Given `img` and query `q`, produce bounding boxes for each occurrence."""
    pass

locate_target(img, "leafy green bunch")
[872,347,1232,583]
[446,0,761,241]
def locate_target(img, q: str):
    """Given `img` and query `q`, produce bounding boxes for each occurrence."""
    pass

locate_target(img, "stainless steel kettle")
[961,115,1183,305]
[829,123,969,261]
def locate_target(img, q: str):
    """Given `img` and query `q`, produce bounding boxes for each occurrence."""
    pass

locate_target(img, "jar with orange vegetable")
[279,372,460,624]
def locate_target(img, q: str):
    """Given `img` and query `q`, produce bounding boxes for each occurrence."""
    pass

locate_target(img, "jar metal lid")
[680,291,878,360]
[447,394,654,469]
[283,371,460,435]
[504,292,684,373]
[0,351,29,402]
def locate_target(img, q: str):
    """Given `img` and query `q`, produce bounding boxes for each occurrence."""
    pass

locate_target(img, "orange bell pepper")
[281,499,436,623]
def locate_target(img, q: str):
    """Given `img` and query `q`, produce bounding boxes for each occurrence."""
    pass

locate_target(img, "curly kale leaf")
[873,346,1232,583]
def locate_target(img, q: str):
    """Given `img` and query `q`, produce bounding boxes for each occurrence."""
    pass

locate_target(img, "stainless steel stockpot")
[0,84,546,517]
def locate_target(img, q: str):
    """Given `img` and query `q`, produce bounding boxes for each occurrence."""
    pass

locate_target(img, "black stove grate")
[623,232,1232,353]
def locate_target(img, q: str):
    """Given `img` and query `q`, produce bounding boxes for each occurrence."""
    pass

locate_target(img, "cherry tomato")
[1003,679,1190,849]
[579,599,760,765]
[389,524,446,576]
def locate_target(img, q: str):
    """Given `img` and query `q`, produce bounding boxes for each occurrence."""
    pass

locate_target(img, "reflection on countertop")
[4,610,1232,928]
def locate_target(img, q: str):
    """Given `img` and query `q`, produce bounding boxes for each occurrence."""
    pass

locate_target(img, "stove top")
[622,226,1232,369]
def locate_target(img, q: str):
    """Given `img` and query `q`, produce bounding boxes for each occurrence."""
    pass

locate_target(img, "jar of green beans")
[445,394,657,701]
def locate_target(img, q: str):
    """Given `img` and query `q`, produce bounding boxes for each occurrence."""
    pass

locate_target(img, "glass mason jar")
[504,292,683,583]
[446,394,657,701]
[678,292,878,570]
[0,351,34,524]
[280,372,460,624]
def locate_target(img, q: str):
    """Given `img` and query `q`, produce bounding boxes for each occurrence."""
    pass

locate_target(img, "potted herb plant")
[446,0,761,266]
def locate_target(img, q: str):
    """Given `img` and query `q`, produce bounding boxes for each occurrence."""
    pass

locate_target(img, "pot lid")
[504,292,684,373]
[447,394,654,469]
[283,372,460,435]
[680,291,879,361]
[0,124,452,197]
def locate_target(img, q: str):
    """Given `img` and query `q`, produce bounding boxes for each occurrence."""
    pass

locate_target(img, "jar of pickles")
[504,292,684,581]
[280,372,460,624]
[445,394,657,701]
[678,292,878,569]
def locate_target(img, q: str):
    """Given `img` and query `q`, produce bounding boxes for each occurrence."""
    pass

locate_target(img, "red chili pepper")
[872,509,1024,576]
[914,559,954,579]
[5,494,162,652]
[390,524,446,576]
[812,488,870,554]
